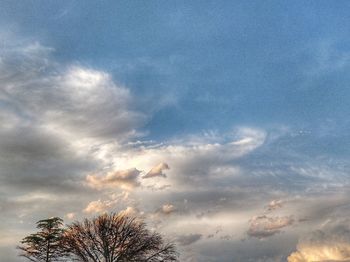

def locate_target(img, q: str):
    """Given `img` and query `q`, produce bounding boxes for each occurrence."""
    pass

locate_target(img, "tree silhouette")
[62,213,178,262]
[18,217,67,262]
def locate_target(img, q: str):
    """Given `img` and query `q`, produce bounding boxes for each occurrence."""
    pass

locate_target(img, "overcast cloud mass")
[2,1,350,261]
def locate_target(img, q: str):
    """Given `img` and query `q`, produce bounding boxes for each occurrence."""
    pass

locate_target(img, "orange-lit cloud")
[288,227,350,262]
[143,162,170,179]
[86,168,141,190]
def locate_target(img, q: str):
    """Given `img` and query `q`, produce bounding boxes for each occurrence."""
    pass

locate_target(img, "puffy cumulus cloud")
[143,162,170,179]
[176,234,203,246]
[86,168,141,190]
[288,225,350,262]
[83,199,115,214]
[84,199,142,217]
[247,215,294,239]
[83,191,132,214]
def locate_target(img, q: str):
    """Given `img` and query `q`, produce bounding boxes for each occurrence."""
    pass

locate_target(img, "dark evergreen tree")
[18,217,67,262]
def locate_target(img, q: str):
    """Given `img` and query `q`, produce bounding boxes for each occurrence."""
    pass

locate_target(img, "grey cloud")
[0,247,18,262]
[0,41,145,195]
[247,215,294,239]
[0,42,272,261]
[0,65,145,140]
[3,38,350,262]
[0,40,147,262]
[177,234,203,246]
[188,235,297,262]
[0,125,93,193]
[145,184,171,191]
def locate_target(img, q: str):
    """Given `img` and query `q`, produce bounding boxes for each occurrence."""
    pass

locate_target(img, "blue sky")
[2,1,350,261]
[4,1,350,138]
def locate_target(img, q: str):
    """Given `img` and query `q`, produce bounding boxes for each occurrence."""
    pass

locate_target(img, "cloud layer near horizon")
[2,36,350,262]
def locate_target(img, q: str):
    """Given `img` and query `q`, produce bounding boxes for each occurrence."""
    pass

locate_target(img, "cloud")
[143,162,170,179]
[161,204,176,215]
[119,206,141,217]
[0,39,146,197]
[177,234,203,246]
[111,127,267,187]
[83,199,114,214]
[1,35,336,262]
[304,39,350,77]
[0,39,270,262]
[247,215,294,239]
[288,225,350,262]
[266,200,283,212]
[0,39,153,262]
[65,213,76,220]
[86,168,141,190]
[83,191,132,214]
[1,64,144,140]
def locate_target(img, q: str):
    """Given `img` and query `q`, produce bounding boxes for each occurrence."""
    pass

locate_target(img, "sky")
[1,1,350,261]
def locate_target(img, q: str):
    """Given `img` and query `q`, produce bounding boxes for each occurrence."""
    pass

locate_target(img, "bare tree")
[18,217,67,262]
[62,213,178,262]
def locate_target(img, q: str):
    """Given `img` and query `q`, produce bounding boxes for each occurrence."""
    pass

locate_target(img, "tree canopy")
[19,213,178,262]
[63,213,178,262]
[18,217,67,262]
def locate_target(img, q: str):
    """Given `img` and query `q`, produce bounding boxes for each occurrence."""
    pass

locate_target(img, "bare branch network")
[18,213,178,262]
